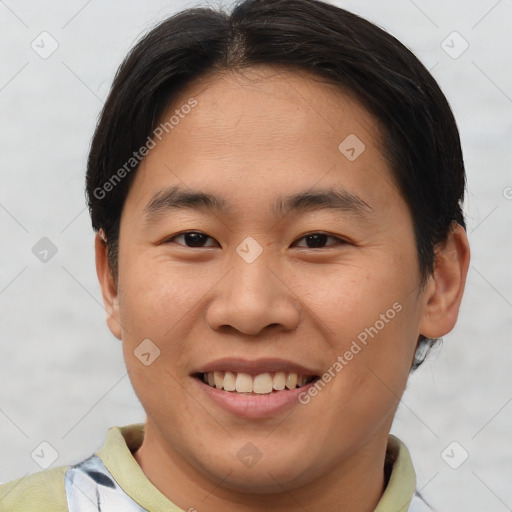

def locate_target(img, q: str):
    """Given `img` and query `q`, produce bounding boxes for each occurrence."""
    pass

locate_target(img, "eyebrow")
[143,184,373,225]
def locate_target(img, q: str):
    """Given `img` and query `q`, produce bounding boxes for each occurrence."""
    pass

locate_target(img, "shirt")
[0,424,433,511]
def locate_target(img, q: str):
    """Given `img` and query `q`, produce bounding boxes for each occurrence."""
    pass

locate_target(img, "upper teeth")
[202,371,311,394]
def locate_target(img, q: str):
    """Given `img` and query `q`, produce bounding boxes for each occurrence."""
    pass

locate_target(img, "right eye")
[163,231,219,248]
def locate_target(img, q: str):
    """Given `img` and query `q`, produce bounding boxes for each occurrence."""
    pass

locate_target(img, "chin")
[198,454,317,495]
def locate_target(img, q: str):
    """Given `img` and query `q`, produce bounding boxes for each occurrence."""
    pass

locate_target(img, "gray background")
[1,0,511,510]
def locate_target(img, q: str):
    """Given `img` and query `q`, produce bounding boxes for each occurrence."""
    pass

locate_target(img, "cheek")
[117,252,216,343]
[297,256,420,396]
[294,256,414,337]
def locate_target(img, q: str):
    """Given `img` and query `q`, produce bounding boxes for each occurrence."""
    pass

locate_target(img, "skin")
[96,66,470,512]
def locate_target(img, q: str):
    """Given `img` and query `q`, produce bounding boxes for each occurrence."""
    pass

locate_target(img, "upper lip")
[194,357,319,377]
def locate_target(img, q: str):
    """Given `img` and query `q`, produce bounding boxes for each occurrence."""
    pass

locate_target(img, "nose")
[205,250,301,336]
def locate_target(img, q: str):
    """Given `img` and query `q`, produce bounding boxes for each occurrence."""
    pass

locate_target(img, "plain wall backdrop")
[1,0,511,510]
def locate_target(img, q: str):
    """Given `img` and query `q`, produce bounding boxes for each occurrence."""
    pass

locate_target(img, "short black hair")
[86,0,466,369]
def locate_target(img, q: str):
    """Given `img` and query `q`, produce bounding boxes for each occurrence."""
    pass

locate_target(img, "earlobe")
[419,222,471,339]
[95,230,122,340]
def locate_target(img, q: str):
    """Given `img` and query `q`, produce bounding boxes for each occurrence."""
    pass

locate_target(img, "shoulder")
[0,465,69,511]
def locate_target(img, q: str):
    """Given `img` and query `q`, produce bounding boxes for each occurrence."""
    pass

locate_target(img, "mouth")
[195,371,319,394]
[192,358,322,418]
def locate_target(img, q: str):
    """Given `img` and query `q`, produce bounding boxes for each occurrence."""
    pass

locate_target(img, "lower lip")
[193,376,317,419]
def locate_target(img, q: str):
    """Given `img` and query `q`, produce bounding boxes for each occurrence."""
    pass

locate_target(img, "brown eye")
[166,231,218,248]
[294,233,345,249]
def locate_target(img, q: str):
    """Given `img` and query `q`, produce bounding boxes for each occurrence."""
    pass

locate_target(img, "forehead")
[169,65,383,154]
[125,65,401,219]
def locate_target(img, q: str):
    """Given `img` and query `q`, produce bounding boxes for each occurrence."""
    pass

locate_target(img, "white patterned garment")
[65,455,148,511]
[65,453,433,512]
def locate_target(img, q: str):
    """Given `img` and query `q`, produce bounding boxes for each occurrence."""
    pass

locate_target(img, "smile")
[198,371,318,394]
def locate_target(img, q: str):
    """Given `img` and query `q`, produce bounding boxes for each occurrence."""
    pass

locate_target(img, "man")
[0,0,470,510]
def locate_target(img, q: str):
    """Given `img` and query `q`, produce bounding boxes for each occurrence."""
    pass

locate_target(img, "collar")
[66,424,417,512]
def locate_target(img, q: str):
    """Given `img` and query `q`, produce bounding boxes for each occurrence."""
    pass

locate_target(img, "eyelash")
[163,231,347,249]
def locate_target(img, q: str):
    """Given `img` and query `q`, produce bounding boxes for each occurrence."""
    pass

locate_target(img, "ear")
[419,222,470,338]
[95,230,122,340]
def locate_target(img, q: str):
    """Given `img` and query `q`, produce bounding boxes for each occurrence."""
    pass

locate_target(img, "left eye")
[293,232,345,249]
[165,231,344,249]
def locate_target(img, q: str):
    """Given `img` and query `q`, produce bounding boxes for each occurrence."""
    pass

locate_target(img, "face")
[98,66,448,496]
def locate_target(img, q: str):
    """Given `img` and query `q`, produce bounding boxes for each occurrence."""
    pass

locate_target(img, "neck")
[133,421,389,512]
